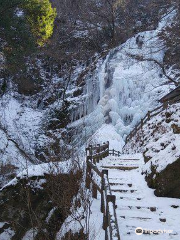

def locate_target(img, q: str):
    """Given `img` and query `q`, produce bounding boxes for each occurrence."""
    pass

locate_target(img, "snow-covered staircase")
[96,154,180,240]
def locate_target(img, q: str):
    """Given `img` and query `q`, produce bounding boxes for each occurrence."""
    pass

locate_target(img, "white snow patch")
[22,228,38,240]
[0,228,15,240]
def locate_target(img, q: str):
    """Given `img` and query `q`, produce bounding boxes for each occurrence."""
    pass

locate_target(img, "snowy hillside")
[0,93,45,186]
[123,102,180,198]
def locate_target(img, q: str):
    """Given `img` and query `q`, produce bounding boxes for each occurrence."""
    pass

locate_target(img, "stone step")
[106,158,140,161]
[101,162,140,166]
[114,192,140,198]
[119,216,167,226]
[110,183,133,187]
[117,206,158,212]
[101,160,140,164]
[112,189,137,193]
[101,166,139,170]
[119,216,152,221]
[109,178,132,182]
[118,196,142,201]
[116,209,161,219]
[111,184,134,189]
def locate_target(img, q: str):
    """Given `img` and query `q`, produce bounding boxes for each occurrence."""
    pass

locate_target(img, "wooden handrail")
[109,149,121,157]
[125,100,179,143]
[87,160,102,177]
[86,143,121,240]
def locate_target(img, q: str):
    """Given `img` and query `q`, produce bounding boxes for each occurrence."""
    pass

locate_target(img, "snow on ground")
[124,102,180,174]
[0,94,43,156]
[0,93,45,187]
[0,227,15,240]
[88,124,124,151]
[0,92,46,187]
[56,203,85,239]
[57,187,105,240]
[0,129,32,169]
[0,160,71,191]
[22,229,38,240]
[90,154,180,240]
[89,195,105,240]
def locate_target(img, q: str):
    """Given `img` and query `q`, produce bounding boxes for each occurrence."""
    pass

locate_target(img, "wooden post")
[105,230,108,240]
[102,170,108,230]
[97,144,101,163]
[163,102,168,110]
[101,177,105,213]
[148,111,150,120]
[141,119,143,129]
[86,163,91,189]
[89,145,92,159]
[103,209,108,230]
[107,195,116,205]
[104,195,115,231]
[101,170,108,213]
[93,157,96,165]
[112,149,114,156]
[100,145,103,160]
[107,195,120,240]
[107,141,109,156]
[85,148,88,156]
[102,170,108,177]
[92,182,97,199]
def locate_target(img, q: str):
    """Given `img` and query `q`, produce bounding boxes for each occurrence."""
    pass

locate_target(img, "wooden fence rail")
[86,142,121,240]
[126,100,177,143]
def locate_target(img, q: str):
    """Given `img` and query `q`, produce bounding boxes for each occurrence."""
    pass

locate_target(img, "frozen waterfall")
[70,11,175,150]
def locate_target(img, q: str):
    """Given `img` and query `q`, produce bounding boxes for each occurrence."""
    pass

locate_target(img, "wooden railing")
[126,100,177,143]
[109,149,121,157]
[86,142,121,240]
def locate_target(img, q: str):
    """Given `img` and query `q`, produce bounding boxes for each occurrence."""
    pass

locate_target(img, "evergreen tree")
[24,0,57,46]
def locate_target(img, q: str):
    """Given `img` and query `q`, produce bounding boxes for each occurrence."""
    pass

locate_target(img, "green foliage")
[0,0,57,46]
[24,0,57,46]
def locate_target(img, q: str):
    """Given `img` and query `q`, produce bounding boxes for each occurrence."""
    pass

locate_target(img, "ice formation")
[77,11,176,150]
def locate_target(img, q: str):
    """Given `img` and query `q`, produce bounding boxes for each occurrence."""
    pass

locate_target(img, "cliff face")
[148,158,180,198]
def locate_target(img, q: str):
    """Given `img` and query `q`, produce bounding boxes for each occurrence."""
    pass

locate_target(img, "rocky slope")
[0,161,83,240]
